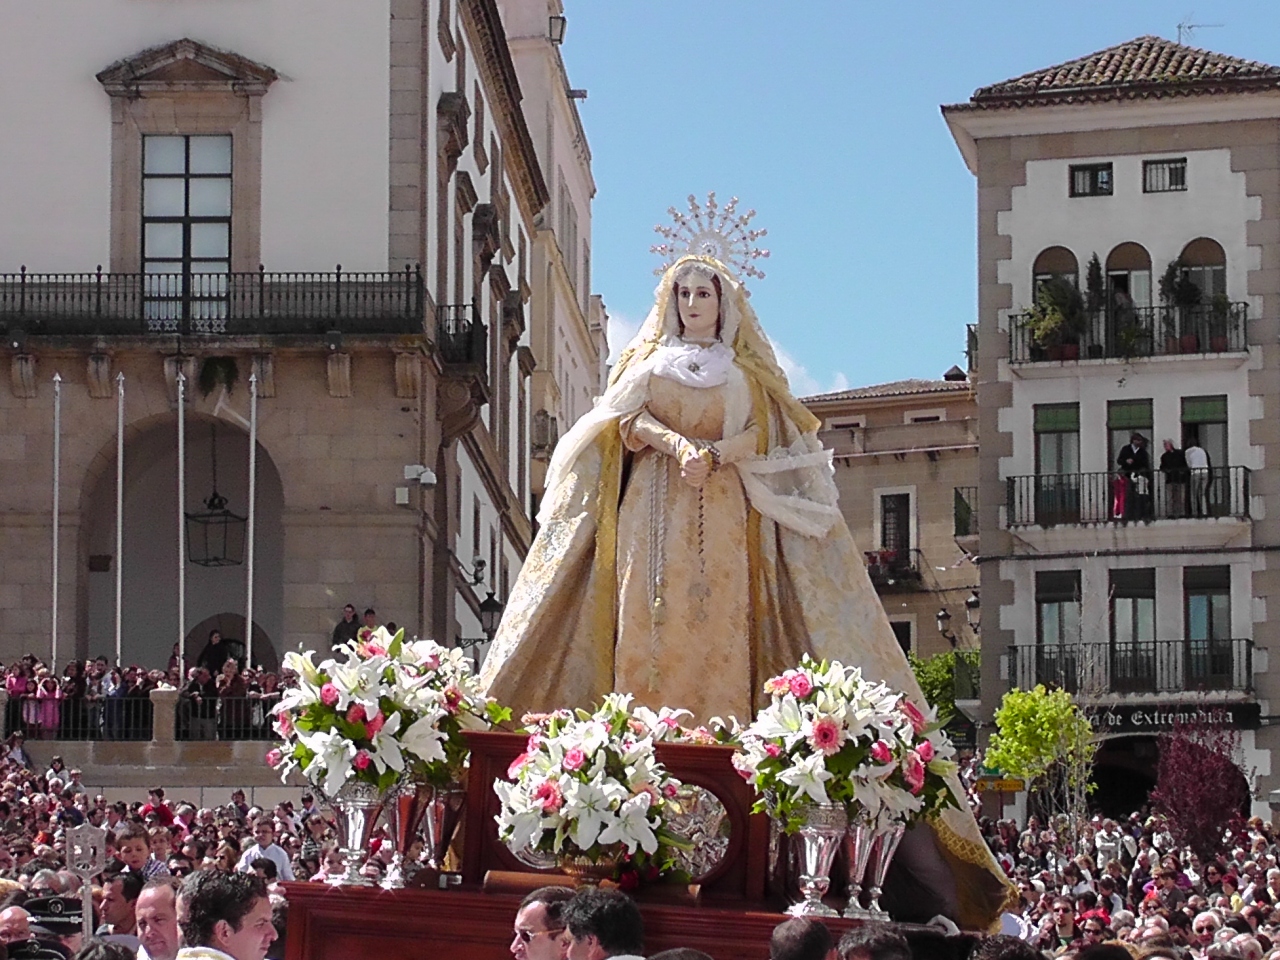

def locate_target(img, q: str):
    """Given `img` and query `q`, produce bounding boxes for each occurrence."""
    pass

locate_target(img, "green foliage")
[1026,277,1087,347]
[986,685,1094,784]
[908,649,980,724]
[1085,253,1105,313]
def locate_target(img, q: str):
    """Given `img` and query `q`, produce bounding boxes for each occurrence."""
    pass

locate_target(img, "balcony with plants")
[1008,255,1247,364]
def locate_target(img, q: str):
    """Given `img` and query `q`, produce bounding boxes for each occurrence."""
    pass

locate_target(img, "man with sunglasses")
[1035,897,1079,953]
[511,886,574,960]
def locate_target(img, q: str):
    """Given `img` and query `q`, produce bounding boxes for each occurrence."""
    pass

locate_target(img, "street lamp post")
[456,591,504,670]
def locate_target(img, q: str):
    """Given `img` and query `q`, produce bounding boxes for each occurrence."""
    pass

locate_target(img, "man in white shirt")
[1185,438,1211,516]
[562,888,645,960]
[235,818,294,882]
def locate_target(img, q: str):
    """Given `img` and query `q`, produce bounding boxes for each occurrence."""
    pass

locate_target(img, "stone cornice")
[97,38,278,98]
[459,0,550,216]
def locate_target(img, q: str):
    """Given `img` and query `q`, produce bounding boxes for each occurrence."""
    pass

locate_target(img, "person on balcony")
[1117,433,1152,521]
[1159,440,1190,518]
[1186,434,1211,517]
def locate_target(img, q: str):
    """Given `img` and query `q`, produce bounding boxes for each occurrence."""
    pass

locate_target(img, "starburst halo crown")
[651,192,770,279]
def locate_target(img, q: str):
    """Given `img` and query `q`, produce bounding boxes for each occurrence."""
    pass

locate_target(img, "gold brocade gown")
[616,376,752,723]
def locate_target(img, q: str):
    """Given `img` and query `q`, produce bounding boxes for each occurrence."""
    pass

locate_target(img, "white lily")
[399,710,449,766]
[366,711,406,773]
[563,776,624,850]
[298,729,357,797]
[598,793,659,854]
[777,751,833,805]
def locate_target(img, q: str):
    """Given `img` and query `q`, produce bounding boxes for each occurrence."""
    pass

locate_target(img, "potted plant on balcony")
[1208,293,1232,352]
[1027,277,1086,361]
[1159,260,1203,353]
[1084,254,1105,359]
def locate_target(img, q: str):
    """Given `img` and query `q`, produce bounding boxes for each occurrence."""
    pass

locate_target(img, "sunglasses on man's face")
[513,927,564,945]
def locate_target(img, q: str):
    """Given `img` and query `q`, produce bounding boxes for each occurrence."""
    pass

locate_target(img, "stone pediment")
[97,38,278,97]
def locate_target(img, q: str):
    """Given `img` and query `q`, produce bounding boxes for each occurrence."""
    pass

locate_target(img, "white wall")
[0,0,390,272]
[997,149,1262,314]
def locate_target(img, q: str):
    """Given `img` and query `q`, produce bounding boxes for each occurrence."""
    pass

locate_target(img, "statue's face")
[676,274,719,341]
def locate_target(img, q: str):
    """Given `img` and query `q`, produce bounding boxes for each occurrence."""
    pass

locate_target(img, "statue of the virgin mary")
[481,253,1013,928]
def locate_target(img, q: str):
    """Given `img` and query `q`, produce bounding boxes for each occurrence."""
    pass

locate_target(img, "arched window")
[1180,237,1226,299]
[1033,246,1079,291]
[1106,242,1153,308]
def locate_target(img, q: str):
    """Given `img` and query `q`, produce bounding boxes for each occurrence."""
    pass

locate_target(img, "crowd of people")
[976,806,1280,960]
[0,632,292,744]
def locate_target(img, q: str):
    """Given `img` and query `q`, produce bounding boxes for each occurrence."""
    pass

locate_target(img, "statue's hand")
[677,442,712,489]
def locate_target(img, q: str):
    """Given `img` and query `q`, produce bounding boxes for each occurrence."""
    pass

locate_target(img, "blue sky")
[560,1,1280,395]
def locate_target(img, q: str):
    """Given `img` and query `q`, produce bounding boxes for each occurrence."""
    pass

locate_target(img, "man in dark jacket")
[1117,432,1153,521]
[1159,439,1189,518]
[331,604,360,648]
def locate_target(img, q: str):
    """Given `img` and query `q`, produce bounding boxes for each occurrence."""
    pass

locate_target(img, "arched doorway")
[186,613,280,673]
[1092,735,1158,816]
[1033,246,1079,290]
[80,413,285,672]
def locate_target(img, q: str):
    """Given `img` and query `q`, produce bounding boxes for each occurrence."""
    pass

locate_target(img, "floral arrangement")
[494,694,685,866]
[267,627,508,796]
[729,655,958,832]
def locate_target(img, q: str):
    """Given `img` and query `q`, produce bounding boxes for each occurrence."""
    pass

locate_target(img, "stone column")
[148,688,179,744]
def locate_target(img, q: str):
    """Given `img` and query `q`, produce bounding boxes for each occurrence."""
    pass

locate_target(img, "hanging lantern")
[185,423,246,567]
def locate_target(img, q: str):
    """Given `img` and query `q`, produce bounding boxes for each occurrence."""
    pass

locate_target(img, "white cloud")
[769,337,849,398]
[606,311,644,363]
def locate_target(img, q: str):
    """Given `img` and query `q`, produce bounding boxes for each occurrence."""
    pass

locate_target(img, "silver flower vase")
[325,779,392,886]
[786,802,847,917]
[841,818,877,919]
[864,822,907,921]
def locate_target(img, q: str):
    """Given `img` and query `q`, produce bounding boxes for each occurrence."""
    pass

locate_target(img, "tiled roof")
[802,378,971,403]
[950,36,1280,110]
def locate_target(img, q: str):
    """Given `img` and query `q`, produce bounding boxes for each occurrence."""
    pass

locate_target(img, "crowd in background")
[976,798,1280,960]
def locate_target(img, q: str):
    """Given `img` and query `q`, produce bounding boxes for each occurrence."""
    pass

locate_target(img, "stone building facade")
[944,36,1280,814]
[0,1,600,680]
[804,377,980,662]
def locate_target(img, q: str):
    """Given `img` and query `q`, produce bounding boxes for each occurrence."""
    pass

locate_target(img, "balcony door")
[1035,570,1081,692]
[1184,566,1233,689]
[142,135,233,331]
[1183,396,1228,516]
[1109,569,1155,693]
[879,493,911,570]
[1033,404,1080,525]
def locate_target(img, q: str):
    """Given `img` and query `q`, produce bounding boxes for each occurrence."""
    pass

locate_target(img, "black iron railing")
[1009,302,1248,363]
[4,695,153,741]
[1006,466,1250,526]
[436,302,487,370]
[1007,639,1253,695]
[954,486,979,537]
[177,694,277,741]
[0,265,425,338]
[863,548,924,590]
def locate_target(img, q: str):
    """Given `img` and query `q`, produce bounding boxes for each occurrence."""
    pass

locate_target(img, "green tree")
[986,685,1096,845]
[908,650,980,725]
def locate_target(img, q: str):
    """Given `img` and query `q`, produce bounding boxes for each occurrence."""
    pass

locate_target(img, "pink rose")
[357,627,373,643]
[533,780,562,814]
[364,643,386,657]
[764,743,783,759]
[902,750,925,795]
[353,750,372,772]
[526,734,543,754]
[422,653,441,671]
[507,752,531,779]
[663,783,679,799]
[365,712,386,736]
[265,748,283,767]
[346,704,367,725]
[274,712,293,738]
[763,676,789,697]
[900,700,928,734]
[787,672,813,699]
[870,740,893,764]
[918,740,935,763]
[320,683,340,707]
[562,747,586,772]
